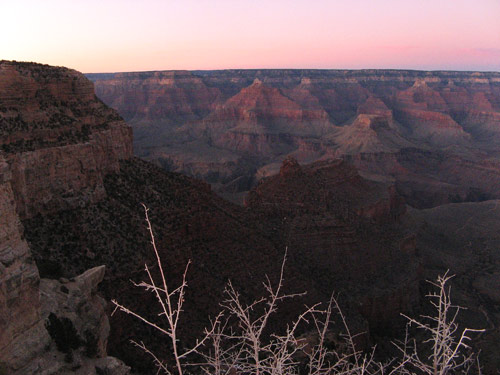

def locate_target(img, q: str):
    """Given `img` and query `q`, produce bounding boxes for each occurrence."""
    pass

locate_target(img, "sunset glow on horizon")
[2,0,500,73]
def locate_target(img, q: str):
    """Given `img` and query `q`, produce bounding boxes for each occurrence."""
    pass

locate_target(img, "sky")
[1,0,500,73]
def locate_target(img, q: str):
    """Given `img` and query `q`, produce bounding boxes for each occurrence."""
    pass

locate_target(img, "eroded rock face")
[0,155,128,373]
[88,69,500,207]
[0,61,131,374]
[5,266,130,375]
[7,122,132,219]
[0,154,43,371]
[1,61,133,219]
[24,266,130,375]
[41,266,109,358]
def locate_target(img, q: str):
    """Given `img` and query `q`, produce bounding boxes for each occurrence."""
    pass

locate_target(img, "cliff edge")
[0,61,131,374]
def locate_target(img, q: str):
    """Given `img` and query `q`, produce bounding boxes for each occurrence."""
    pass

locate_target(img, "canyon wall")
[0,61,131,374]
[1,61,132,219]
[0,154,42,370]
[88,69,500,207]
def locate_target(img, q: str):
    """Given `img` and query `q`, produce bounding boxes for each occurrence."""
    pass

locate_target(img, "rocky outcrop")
[42,266,109,359]
[0,61,131,374]
[0,267,130,375]
[1,61,133,219]
[4,266,130,375]
[27,266,130,375]
[88,69,500,208]
[0,153,42,371]
[0,158,128,373]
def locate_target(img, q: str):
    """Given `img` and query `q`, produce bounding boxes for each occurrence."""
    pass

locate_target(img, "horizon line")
[83,67,500,75]
[3,60,499,75]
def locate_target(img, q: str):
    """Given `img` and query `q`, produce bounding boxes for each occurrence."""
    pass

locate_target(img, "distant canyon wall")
[88,69,500,207]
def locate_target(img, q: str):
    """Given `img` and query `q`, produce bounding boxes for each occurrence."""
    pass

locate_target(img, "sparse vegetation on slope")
[113,207,483,375]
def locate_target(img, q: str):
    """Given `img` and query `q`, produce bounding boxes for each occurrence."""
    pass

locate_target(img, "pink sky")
[2,0,500,73]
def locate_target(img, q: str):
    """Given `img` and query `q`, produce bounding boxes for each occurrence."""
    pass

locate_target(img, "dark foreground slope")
[88,69,500,208]
[406,201,500,372]
[23,157,302,371]
[23,155,422,371]
[246,157,419,334]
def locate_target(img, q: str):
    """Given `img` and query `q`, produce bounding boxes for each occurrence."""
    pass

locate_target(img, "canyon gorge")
[1,61,500,373]
[88,69,500,208]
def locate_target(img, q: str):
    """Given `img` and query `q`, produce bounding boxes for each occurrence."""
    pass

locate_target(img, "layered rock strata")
[88,69,500,207]
[1,61,132,218]
[0,61,131,374]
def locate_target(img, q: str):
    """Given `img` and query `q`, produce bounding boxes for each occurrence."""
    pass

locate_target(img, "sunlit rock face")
[88,69,500,207]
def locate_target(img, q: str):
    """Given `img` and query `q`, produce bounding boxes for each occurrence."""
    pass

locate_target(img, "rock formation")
[246,157,417,333]
[88,69,500,207]
[0,61,130,374]
[0,153,42,372]
[19,266,130,375]
[1,61,132,219]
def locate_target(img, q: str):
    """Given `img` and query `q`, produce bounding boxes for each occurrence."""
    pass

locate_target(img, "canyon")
[0,61,419,372]
[88,69,500,207]
[1,61,500,373]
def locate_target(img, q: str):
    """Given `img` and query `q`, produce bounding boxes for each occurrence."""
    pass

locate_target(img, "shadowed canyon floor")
[406,200,500,371]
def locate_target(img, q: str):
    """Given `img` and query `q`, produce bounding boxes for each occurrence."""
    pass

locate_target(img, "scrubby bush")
[393,272,483,375]
[112,206,483,375]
